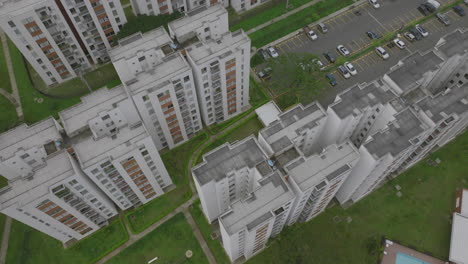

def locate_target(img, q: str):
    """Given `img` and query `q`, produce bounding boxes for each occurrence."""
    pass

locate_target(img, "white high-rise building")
[59,86,173,210]
[129,0,187,15]
[110,28,203,150]
[168,5,251,125]
[0,0,91,85]
[0,118,117,243]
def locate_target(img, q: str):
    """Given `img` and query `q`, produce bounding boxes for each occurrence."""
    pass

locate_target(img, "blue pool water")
[395,252,431,264]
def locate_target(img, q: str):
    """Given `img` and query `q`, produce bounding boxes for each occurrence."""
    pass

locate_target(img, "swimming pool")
[395,252,431,264]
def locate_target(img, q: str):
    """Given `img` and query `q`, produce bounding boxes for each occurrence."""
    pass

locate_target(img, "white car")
[393,38,406,49]
[312,59,325,70]
[307,30,318,40]
[338,66,351,79]
[375,46,389,60]
[415,24,429,37]
[369,0,380,8]
[344,62,357,75]
[267,46,279,58]
[337,45,350,56]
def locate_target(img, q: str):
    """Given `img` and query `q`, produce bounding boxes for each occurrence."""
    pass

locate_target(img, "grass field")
[249,131,468,264]
[0,41,12,93]
[190,201,231,264]
[248,0,353,48]
[196,115,264,164]
[108,213,209,264]
[0,93,18,133]
[6,219,128,264]
[126,132,209,233]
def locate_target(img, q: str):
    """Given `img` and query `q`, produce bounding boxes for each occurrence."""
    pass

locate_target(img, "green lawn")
[249,0,353,48]
[249,131,468,264]
[0,93,18,133]
[6,219,128,264]
[124,6,136,21]
[126,132,209,233]
[0,40,12,93]
[195,115,264,165]
[190,201,230,264]
[108,213,209,264]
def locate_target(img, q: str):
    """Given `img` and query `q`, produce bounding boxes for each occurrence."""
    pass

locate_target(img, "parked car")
[404,32,416,42]
[423,2,437,12]
[393,38,406,49]
[258,48,269,60]
[426,0,440,9]
[375,46,389,60]
[409,28,423,40]
[337,45,351,56]
[366,31,381,39]
[453,5,466,16]
[344,62,357,76]
[465,0,468,6]
[338,66,351,79]
[323,52,336,63]
[369,0,380,8]
[267,46,279,58]
[318,23,328,33]
[436,13,451,26]
[257,67,272,79]
[325,74,337,86]
[312,59,325,70]
[415,24,429,37]
[303,26,318,40]
[418,4,431,16]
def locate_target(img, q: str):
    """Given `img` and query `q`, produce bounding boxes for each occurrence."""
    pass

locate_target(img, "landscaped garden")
[6,219,128,264]
[108,213,209,264]
[248,131,468,264]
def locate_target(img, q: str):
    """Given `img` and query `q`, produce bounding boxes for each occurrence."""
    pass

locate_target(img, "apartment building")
[0,118,117,243]
[230,0,270,13]
[168,5,251,125]
[59,0,127,62]
[219,171,295,261]
[59,86,173,210]
[284,142,359,225]
[257,102,327,157]
[450,189,468,264]
[110,28,202,150]
[0,0,91,85]
[129,0,187,15]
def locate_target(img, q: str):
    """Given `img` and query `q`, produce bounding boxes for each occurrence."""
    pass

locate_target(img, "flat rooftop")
[386,51,444,94]
[0,118,60,160]
[450,213,468,264]
[59,86,128,136]
[365,108,427,158]
[219,171,294,235]
[168,5,226,40]
[331,82,396,119]
[185,30,249,64]
[192,136,266,186]
[0,0,48,17]
[417,85,468,123]
[108,27,174,61]
[436,29,468,58]
[285,142,359,192]
[260,103,326,153]
[255,101,281,126]
[0,151,74,208]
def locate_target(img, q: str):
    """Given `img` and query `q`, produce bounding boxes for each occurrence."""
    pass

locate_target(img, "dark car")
[409,28,423,40]
[323,52,336,63]
[453,5,466,16]
[418,4,430,16]
[258,48,269,60]
[366,31,380,39]
[436,13,451,26]
[326,74,337,86]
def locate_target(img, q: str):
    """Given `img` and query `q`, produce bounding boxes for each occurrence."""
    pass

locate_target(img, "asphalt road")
[256,0,468,107]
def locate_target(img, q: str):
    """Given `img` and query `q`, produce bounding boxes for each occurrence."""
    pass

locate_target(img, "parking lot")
[255,0,468,107]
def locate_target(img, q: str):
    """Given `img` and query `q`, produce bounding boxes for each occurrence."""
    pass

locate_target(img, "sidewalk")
[0,217,12,264]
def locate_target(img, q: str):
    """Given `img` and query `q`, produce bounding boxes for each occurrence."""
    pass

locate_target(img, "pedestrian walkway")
[0,89,17,106]
[183,210,217,264]
[0,30,24,120]
[0,217,12,264]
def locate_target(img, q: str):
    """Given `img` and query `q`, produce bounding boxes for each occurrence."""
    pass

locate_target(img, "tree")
[266,53,325,108]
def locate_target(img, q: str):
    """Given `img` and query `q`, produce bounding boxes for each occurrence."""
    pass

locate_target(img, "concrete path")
[246,0,323,35]
[184,210,217,264]
[0,30,24,120]
[0,217,12,264]
[0,89,17,106]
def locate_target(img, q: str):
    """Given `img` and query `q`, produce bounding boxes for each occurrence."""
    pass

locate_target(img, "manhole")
[186,250,193,258]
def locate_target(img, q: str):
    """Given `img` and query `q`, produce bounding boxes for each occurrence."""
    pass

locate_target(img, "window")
[8,21,15,27]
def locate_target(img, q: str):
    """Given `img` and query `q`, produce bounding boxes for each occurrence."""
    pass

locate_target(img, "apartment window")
[8,21,15,27]
[37,58,43,64]
[201,67,207,74]
[109,2,115,8]
[183,76,190,82]
[204,27,210,32]
[138,56,145,62]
